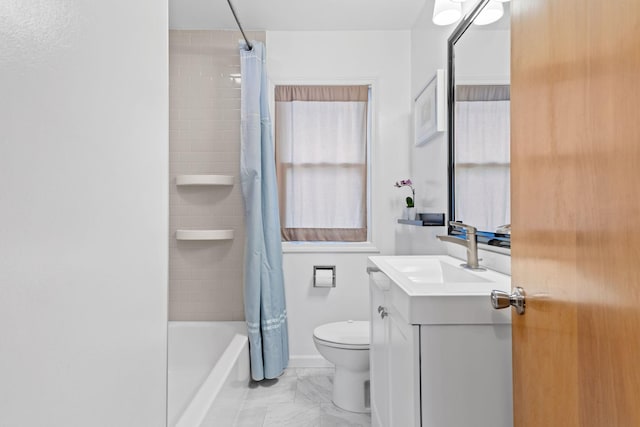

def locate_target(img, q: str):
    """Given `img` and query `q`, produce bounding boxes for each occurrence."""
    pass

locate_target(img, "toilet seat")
[313,320,369,350]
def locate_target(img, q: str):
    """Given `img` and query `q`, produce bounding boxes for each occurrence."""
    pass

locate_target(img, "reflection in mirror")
[448,0,511,247]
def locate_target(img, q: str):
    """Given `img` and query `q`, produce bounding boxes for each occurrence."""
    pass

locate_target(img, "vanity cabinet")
[369,272,389,426]
[368,256,513,427]
[369,272,420,427]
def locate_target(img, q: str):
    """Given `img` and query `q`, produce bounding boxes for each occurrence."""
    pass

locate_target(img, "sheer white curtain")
[275,85,368,241]
[455,85,510,232]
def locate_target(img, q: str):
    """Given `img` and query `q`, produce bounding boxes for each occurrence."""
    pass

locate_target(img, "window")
[454,85,510,232]
[274,85,370,242]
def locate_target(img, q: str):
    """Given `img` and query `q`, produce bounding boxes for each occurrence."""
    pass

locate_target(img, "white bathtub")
[168,321,250,427]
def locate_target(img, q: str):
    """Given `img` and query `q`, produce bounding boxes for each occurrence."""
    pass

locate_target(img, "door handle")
[491,287,526,315]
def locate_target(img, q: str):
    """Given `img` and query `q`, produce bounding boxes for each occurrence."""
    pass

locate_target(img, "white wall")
[266,31,412,364]
[407,6,453,255]
[0,1,168,426]
[456,29,510,84]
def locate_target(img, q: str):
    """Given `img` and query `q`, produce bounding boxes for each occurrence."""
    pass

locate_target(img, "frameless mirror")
[447,0,511,247]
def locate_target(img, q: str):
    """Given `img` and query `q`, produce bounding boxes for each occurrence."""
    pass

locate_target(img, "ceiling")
[169,0,429,31]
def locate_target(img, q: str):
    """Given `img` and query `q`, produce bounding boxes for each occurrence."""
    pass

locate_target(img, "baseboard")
[288,355,333,368]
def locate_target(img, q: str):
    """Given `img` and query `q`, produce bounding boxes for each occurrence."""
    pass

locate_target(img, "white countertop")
[368,255,512,325]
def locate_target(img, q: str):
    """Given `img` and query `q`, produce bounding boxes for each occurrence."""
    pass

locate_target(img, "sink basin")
[384,257,490,284]
[367,255,511,325]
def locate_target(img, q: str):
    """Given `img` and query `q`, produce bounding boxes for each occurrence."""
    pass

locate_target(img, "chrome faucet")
[437,221,486,271]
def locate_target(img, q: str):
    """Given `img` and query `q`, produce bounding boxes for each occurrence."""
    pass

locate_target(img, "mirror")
[447,0,511,248]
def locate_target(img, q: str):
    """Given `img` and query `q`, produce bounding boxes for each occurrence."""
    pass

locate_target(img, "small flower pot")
[404,207,416,220]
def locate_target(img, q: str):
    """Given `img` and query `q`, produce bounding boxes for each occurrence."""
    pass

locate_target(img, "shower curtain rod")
[226,0,253,51]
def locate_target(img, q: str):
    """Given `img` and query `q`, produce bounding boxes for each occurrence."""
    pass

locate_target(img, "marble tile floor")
[220,367,371,427]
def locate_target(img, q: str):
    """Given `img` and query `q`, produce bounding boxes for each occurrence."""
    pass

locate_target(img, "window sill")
[282,241,380,254]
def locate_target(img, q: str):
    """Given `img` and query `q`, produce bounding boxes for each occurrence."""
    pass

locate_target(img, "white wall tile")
[169,29,266,321]
[169,30,265,320]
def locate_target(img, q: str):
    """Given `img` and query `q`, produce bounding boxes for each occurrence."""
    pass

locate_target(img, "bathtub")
[168,321,250,427]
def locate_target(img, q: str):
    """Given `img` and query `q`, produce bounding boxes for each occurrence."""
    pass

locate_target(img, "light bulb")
[473,1,504,26]
[432,0,462,26]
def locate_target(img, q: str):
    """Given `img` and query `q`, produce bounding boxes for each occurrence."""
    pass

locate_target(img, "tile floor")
[226,368,371,427]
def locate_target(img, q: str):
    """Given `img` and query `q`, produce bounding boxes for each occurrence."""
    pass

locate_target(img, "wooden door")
[511,0,640,426]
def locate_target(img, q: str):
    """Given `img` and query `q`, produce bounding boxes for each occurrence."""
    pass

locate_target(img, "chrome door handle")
[491,287,526,315]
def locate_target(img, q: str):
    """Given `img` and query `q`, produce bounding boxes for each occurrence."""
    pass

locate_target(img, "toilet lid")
[313,320,369,347]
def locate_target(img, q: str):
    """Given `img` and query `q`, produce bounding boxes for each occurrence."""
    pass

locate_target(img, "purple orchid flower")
[394,179,415,207]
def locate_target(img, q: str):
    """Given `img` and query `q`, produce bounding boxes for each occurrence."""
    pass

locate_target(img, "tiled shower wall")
[169,30,265,320]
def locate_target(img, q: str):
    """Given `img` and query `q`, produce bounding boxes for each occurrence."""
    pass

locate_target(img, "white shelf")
[176,175,234,186]
[176,229,234,241]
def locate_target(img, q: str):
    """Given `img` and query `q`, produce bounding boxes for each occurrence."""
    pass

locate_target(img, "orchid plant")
[394,179,415,208]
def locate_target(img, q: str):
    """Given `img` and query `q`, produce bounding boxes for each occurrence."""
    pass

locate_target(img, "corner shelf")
[176,174,234,186]
[176,229,234,241]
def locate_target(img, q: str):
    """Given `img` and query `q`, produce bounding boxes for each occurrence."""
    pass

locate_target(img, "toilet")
[313,320,370,413]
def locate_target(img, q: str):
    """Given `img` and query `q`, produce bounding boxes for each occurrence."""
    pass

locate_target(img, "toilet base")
[332,365,371,413]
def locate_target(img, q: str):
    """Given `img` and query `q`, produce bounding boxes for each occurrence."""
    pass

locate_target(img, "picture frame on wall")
[414,69,446,146]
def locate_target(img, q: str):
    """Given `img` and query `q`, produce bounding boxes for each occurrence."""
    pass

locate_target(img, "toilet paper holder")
[313,265,336,288]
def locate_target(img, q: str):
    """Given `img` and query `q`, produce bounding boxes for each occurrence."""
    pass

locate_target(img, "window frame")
[269,79,377,253]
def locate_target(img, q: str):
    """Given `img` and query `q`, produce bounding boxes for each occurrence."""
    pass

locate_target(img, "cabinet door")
[387,308,420,427]
[369,274,389,427]
[420,325,512,427]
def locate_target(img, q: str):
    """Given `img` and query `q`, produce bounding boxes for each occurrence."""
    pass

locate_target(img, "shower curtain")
[239,41,289,381]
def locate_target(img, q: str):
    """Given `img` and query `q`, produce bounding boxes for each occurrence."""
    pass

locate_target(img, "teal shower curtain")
[239,41,289,381]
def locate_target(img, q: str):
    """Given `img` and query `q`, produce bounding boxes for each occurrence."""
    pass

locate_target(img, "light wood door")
[511,0,640,426]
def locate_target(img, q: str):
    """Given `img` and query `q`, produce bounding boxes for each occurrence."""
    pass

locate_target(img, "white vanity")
[367,255,513,427]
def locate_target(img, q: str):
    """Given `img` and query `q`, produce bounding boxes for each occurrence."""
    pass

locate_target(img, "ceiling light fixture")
[432,0,462,26]
[432,0,508,26]
[473,1,504,26]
